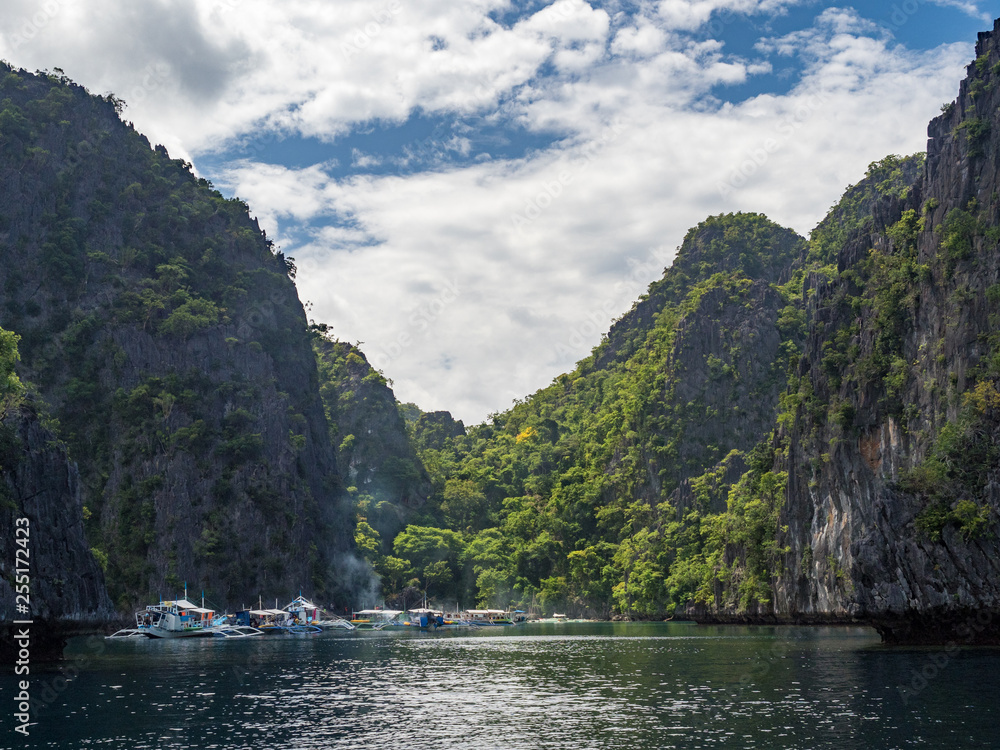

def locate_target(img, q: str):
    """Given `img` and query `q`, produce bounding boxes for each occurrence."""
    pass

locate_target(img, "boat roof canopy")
[168,599,199,608]
[355,609,402,616]
[465,609,507,615]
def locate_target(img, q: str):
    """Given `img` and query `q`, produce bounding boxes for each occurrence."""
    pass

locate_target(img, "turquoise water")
[3,622,999,748]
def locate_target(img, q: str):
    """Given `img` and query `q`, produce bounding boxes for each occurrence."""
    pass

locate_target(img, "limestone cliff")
[0,397,114,655]
[761,21,1000,642]
[314,337,430,543]
[0,65,353,610]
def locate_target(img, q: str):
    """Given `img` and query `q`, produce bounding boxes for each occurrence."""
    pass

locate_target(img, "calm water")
[3,622,999,749]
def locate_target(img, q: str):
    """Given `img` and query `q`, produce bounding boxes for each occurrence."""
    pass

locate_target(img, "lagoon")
[6,622,999,748]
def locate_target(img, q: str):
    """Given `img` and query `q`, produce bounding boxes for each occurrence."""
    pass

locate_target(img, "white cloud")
[657,0,808,31]
[0,1,983,421]
[927,0,992,23]
[611,21,669,57]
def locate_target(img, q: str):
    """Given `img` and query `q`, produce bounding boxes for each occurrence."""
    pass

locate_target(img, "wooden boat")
[213,625,263,638]
[351,609,403,630]
[461,609,522,626]
[243,608,292,633]
[285,596,353,630]
[131,599,219,639]
[403,608,446,629]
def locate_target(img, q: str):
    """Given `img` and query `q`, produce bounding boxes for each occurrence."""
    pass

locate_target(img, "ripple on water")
[13,624,1000,749]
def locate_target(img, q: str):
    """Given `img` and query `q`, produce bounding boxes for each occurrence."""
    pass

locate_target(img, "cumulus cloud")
[0,0,986,421]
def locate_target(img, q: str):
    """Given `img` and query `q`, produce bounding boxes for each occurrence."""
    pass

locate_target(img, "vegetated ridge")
[5,18,1000,647]
[367,20,1000,643]
[0,64,373,623]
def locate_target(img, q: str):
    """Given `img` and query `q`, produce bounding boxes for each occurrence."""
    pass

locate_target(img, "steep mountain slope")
[314,336,430,545]
[0,327,112,655]
[382,20,1000,642]
[1,396,115,655]
[376,213,810,615]
[0,66,354,609]
[760,22,1000,642]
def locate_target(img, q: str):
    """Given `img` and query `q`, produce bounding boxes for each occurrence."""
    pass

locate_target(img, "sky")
[0,0,995,423]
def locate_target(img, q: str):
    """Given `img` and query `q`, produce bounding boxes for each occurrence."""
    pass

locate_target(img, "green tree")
[354,518,382,565]
[0,327,24,420]
[423,560,453,596]
[441,478,487,531]
[377,555,409,594]
[392,525,465,579]
[476,566,513,608]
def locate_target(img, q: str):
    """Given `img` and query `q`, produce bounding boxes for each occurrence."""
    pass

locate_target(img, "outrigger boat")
[351,609,404,630]
[285,596,353,630]
[403,608,446,629]
[403,608,481,629]
[109,599,219,639]
[234,605,321,635]
[461,609,524,626]
[239,608,291,633]
[213,624,263,638]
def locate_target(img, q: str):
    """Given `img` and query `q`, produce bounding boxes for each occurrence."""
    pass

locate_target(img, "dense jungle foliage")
[356,158,931,617]
[6,58,997,621]
[0,65,348,609]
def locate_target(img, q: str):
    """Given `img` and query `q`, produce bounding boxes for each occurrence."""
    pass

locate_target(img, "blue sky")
[1,0,995,421]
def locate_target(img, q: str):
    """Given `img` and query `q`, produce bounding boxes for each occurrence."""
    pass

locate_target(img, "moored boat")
[284,596,355,630]
[461,609,522,626]
[213,625,263,638]
[351,609,404,630]
[240,608,292,633]
[403,608,446,629]
[133,599,218,639]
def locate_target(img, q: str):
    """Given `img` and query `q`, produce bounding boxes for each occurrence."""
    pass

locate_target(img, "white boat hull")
[143,625,216,639]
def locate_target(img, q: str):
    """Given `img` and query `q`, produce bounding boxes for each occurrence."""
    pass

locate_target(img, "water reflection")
[5,622,998,749]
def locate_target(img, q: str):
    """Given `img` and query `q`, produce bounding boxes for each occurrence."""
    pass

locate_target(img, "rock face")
[314,337,430,541]
[0,398,114,656]
[0,66,354,610]
[598,214,805,502]
[762,21,1000,643]
[409,410,466,452]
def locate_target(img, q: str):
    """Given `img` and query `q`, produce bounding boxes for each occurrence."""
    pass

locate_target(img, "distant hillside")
[365,211,811,618]
[370,19,1000,643]
[314,336,430,546]
[0,65,356,610]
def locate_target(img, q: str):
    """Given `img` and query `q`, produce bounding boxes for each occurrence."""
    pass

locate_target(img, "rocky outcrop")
[0,398,115,657]
[0,65,355,611]
[315,337,430,542]
[410,410,466,452]
[602,214,806,502]
[597,213,803,369]
[763,20,1000,643]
